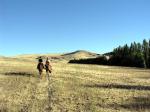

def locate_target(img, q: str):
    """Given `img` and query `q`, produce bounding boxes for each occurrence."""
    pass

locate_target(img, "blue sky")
[0,0,150,56]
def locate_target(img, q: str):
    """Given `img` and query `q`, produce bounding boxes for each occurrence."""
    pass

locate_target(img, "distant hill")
[103,52,113,56]
[0,56,34,63]
[10,50,100,62]
[15,54,61,61]
[61,50,99,60]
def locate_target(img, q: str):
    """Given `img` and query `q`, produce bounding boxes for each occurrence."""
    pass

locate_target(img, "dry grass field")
[0,57,150,112]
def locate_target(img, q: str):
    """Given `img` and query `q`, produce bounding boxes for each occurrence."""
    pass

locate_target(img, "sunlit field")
[0,58,150,112]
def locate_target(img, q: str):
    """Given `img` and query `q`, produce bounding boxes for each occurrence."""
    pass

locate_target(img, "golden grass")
[0,58,150,112]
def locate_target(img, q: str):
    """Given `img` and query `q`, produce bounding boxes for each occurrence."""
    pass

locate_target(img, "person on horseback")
[37,58,45,79]
[45,57,52,74]
[45,57,52,80]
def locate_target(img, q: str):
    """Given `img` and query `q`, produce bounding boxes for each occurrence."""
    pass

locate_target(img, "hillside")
[61,50,99,60]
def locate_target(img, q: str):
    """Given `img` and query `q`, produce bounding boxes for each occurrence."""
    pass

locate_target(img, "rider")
[37,58,45,79]
[45,57,52,74]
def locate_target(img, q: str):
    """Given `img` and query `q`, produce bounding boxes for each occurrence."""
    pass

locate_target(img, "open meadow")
[0,57,150,112]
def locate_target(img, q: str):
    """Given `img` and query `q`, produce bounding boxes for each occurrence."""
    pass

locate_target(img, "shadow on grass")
[4,72,35,77]
[84,83,150,110]
[106,96,150,111]
[84,83,150,91]
[120,96,150,110]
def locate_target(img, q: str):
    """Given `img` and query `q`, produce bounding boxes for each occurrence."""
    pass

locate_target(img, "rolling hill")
[60,50,99,60]
[11,50,100,62]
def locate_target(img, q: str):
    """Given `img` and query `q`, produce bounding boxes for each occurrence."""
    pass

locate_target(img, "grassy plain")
[0,57,150,112]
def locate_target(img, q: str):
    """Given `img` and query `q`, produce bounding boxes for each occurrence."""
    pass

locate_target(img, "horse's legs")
[46,72,50,82]
[39,71,43,79]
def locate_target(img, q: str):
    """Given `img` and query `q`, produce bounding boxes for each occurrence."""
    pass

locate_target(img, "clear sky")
[0,0,150,56]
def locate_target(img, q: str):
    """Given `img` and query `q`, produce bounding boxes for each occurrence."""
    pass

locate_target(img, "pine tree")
[137,43,142,53]
[133,42,138,53]
[142,39,149,68]
[148,39,150,68]
[123,44,129,56]
[130,43,134,53]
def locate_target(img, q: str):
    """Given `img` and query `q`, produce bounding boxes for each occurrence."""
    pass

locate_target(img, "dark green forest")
[69,39,150,68]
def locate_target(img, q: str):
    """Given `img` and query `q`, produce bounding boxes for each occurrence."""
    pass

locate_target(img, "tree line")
[69,39,150,68]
